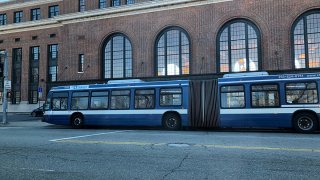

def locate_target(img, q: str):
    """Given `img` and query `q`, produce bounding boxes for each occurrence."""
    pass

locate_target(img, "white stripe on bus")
[281,105,320,108]
[45,109,188,115]
[220,108,320,115]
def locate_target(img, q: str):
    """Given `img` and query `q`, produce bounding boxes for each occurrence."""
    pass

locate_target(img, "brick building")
[0,0,320,112]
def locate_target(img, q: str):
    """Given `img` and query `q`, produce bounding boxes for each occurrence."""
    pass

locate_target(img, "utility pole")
[0,51,8,124]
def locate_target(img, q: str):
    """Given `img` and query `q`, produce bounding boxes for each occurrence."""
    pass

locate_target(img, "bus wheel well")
[292,110,319,133]
[292,110,318,122]
[70,112,84,128]
[163,111,181,120]
[162,111,181,130]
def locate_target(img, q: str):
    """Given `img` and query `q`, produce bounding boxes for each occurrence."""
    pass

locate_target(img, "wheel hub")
[298,117,313,130]
[167,117,177,128]
[74,118,82,126]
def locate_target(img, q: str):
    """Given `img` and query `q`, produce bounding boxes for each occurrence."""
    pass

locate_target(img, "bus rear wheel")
[293,113,318,133]
[162,113,181,130]
[71,114,84,129]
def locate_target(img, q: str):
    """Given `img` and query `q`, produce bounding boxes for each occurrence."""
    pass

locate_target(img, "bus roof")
[223,71,269,78]
[219,72,320,84]
[50,79,189,91]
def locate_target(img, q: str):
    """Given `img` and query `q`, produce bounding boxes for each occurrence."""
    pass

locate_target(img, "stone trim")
[0,0,232,35]
[0,0,63,11]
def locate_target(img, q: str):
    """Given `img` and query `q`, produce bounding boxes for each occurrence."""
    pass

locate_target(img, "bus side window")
[286,82,318,104]
[160,88,182,106]
[220,85,245,108]
[71,91,89,110]
[90,91,109,109]
[111,90,130,110]
[52,98,60,110]
[52,92,69,110]
[135,89,155,109]
[251,84,279,107]
[61,98,68,110]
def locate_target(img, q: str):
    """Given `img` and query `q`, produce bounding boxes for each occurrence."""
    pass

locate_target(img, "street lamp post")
[0,51,8,124]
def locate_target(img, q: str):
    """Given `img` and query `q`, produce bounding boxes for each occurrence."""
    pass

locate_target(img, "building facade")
[0,0,320,112]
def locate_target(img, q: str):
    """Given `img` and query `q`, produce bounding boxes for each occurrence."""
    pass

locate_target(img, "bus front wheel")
[293,113,318,133]
[71,114,84,129]
[162,113,181,130]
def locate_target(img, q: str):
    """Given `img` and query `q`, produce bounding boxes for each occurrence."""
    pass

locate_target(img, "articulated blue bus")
[43,72,320,133]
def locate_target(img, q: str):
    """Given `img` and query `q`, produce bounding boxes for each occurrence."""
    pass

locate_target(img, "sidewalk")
[0,113,43,127]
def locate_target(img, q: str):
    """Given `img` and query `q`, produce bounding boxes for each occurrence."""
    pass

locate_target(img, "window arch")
[217,19,261,73]
[155,27,190,76]
[102,33,132,79]
[293,10,320,69]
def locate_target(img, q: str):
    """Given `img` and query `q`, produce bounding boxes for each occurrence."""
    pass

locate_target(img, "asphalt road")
[1,116,320,180]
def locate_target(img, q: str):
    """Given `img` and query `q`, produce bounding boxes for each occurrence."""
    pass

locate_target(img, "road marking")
[20,168,55,172]
[49,130,131,142]
[54,140,320,153]
[56,140,166,146]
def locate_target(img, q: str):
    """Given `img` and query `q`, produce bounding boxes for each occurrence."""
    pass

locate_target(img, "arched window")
[155,27,190,76]
[217,19,261,73]
[103,33,132,79]
[293,10,320,69]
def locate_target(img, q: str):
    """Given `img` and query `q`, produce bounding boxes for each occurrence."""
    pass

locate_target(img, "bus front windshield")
[43,94,51,111]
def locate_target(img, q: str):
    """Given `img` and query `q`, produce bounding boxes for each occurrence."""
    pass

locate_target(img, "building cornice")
[0,0,62,11]
[0,0,232,35]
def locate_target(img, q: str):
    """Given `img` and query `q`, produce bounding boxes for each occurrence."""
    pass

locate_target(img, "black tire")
[162,113,181,130]
[31,112,36,117]
[293,113,318,133]
[71,114,84,129]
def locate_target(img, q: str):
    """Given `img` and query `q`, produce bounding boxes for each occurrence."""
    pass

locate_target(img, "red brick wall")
[0,0,320,102]
[1,2,63,23]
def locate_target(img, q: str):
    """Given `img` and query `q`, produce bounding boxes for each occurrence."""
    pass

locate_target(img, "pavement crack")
[162,153,189,180]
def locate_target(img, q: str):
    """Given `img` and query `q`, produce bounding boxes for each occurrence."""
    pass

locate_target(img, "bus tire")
[293,113,318,133]
[71,114,84,129]
[162,113,181,130]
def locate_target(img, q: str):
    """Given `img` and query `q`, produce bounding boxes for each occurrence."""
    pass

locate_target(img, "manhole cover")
[168,143,190,147]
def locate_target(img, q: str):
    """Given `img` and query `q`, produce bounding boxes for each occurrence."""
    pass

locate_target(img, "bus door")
[189,80,219,128]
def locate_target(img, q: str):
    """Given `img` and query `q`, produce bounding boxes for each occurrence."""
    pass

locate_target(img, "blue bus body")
[43,80,189,129]
[218,72,320,132]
